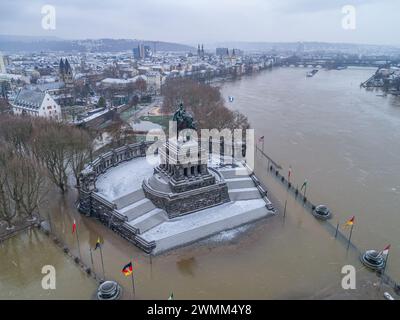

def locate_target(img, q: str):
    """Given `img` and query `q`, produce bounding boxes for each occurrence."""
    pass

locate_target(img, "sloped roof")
[13,88,46,109]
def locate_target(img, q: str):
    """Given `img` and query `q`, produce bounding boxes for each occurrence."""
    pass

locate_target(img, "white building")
[0,53,6,74]
[146,72,162,93]
[11,88,61,120]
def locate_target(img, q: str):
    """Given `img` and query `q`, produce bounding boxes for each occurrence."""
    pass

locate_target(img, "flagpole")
[382,250,390,276]
[47,212,53,234]
[131,271,136,297]
[75,225,82,260]
[99,245,106,280]
[347,224,354,251]
[283,199,287,218]
[149,253,153,279]
[334,221,339,238]
[89,248,95,273]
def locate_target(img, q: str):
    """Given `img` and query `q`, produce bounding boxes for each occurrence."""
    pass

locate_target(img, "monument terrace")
[78,104,275,254]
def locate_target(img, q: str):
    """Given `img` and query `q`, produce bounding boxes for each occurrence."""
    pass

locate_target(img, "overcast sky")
[1,0,399,45]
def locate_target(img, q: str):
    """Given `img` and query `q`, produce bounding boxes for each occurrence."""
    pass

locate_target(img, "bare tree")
[18,156,48,221]
[161,78,250,131]
[0,149,19,229]
[69,128,92,187]
[33,122,72,194]
[0,115,34,156]
[134,77,147,94]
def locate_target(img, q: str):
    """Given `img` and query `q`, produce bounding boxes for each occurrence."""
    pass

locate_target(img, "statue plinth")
[142,103,230,218]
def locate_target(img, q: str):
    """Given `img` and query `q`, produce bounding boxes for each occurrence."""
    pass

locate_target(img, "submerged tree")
[0,148,18,229]
[33,123,73,194]
[18,156,48,220]
[69,127,92,187]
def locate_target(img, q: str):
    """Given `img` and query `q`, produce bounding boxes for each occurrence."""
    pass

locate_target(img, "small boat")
[384,292,395,300]
[306,69,319,77]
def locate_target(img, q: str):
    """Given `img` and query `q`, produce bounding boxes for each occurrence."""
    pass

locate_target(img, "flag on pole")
[258,136,265,143]
[380,244,391,257]
[122,262,133,276]
[72,219,76,234]
[94,237,102,250]
[300,179,308,191]
[168,292,174,300]
[343,216,355,227]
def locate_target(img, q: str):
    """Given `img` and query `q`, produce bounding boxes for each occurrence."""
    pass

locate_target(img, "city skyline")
[1,0,399,46]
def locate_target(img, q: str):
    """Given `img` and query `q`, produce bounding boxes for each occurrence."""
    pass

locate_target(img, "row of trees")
[161,78,250,131]
[0,115,92,230]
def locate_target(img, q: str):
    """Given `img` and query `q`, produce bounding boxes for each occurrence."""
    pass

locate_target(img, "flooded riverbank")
[1,66,398,300]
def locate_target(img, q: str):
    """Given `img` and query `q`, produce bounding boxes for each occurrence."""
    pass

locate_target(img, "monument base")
[142,168,230,218]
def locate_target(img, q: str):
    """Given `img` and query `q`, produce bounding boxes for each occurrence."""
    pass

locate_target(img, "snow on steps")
[127,208,168,234]
[114,189,145,209]
[139,199,270,254]
[229,187,260,200]
[220,167,251,179]
[117,198,156,221]
[225,177,255,189]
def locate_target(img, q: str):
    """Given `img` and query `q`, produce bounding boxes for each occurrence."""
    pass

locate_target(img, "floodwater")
[1,67,398,299]
[221,66,400,281]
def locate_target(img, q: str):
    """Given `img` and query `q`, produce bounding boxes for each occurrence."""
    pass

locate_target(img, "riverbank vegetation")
[0,115,92,232]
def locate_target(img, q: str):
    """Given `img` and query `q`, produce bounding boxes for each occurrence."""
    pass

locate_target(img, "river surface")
[221,66,400,281]
[1,67,399,299]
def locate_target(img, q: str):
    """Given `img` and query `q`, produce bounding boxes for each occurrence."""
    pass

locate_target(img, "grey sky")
[0,0,399,45]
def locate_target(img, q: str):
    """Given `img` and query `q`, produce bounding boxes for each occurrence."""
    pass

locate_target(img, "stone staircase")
[127,208,168,234]
[113,188,168,235]
[221,168,261,201]
[114,189,146,209]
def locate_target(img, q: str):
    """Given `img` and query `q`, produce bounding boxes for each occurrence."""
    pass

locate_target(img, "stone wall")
[77,141,156,253]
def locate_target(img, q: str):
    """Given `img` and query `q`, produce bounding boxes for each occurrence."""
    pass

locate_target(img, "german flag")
[94,237,102,250]
[343,216,355,227]
[122,262,133,276]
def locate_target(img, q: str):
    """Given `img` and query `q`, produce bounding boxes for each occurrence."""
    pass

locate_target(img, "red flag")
[381,244,391,256]
[72,219,76,234]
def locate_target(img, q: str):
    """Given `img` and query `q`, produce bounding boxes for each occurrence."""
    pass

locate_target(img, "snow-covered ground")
[95,153,241,200]
[92,132,112,152]
[96,156,158,200]
[140,199,266,241]
[93,152,272,254]
[129,120,162,131]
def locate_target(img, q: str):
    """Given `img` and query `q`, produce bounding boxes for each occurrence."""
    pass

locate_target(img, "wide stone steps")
[220,168,251,179]
[228,187,260,201]
[114,189,145,209]
[127,208,168,234]
[118,198,156,221]
[225,177,255,189]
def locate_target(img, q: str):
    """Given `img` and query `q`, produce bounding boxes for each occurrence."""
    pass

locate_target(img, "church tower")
[59,58,74,88]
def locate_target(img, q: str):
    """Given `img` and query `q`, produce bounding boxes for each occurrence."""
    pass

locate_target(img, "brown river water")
[1,67,399,299]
